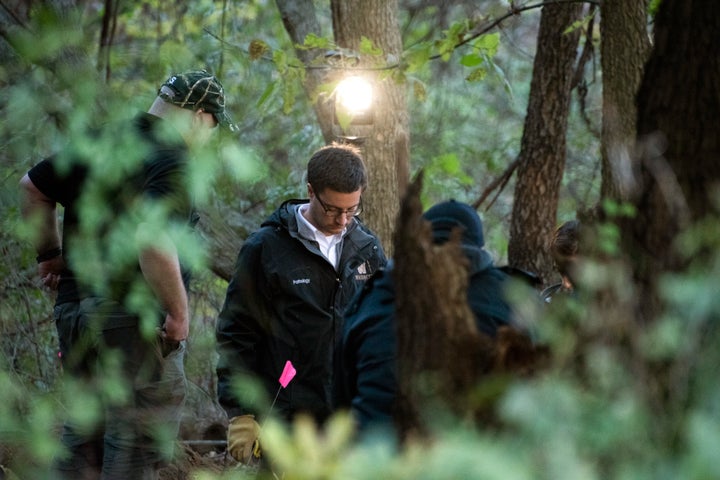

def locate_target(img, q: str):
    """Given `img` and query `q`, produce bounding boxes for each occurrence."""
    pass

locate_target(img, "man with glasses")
[216,143,387,465]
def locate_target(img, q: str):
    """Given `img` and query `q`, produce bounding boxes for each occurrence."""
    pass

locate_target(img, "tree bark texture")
[507,2,584,285]
[394,172,492,439]
[274,0,337,143]
[393,173,549,439]
[331,0,410,255]
[599,0,650,201]
[628,0,720,322]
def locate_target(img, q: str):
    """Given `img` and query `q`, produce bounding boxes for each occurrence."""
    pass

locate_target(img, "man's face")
[191,110,218,145]
[307,184,362,236]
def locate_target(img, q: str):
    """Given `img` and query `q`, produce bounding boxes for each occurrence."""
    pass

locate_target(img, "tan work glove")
[227,414,261,463]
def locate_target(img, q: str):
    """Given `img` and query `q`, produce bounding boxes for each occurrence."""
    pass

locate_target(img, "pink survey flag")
[279,360,296,388]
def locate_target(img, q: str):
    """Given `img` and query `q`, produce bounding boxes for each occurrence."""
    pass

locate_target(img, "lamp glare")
[336,76,372,114]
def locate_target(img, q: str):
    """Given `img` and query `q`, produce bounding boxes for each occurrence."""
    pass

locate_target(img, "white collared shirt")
[296,204,346,269]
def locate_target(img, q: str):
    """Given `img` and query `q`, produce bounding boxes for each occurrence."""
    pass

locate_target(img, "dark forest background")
[1,0,719,478]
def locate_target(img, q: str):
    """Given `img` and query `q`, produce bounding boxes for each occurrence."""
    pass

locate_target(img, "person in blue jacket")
[335,200,521,436]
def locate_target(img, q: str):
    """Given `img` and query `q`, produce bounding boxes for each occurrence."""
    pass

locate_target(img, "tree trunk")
[594,0,720,442]
[394,173,549,439]
[599,0,650,201]
[628,0,720,323]
[507,2,584,285]
[274,0,409,253]
[394,172,491,439]
[331,0,409,255]
[274,0,337,142]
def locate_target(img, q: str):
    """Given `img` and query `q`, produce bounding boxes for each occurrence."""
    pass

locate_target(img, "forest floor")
[0,443,257,480]
[158,444,256,479]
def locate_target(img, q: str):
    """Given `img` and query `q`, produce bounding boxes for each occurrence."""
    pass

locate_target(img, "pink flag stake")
[264,360,297,424]
[279,360,296,388]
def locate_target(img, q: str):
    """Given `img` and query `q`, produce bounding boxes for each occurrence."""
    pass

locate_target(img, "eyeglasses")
[314,190,363,218]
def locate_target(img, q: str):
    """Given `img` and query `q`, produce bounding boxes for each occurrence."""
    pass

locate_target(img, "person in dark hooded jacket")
[541,219,581,303]
[335,200,520,436]
[216,143,387,464]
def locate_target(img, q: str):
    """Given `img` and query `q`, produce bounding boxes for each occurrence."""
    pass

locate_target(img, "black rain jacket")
[216,199,387,422]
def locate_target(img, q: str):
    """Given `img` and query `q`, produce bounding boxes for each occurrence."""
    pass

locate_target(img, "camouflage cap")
[159,70,237,132]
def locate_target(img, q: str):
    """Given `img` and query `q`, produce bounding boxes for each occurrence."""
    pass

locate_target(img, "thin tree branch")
[571,3,600,138]
[430,0,600,61]
[0,0,29,29]
[203,0,601,74]
[472,158,521,211]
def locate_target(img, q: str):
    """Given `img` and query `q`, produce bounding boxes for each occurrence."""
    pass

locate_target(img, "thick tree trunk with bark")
[275,0,409,254]
[599,0,650,201]
[331,0,409,255]
[628,0,720,322]
[587,0,720,440]
[394,174,550,439]
[394,173,492,439]
[274,0,337,142]
[507,2,584,285]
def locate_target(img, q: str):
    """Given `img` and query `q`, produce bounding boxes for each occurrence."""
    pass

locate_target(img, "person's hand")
[227,415,261,463]
[161,311,188,342]
[38,256,64,291]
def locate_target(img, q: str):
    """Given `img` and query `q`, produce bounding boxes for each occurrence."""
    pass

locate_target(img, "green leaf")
[359,36,383,56]
[273,49,288,74]
[335,109,352,132]
[249,39,270,60]
[563,12,596,35]
[301,33,333,50]
[460,53,484,67]
[257,81,276,108]
[466,67,488,82]
[435,19,473,61]
[473,32,500,57]
[403,43,432,74]
[412,79,427,103]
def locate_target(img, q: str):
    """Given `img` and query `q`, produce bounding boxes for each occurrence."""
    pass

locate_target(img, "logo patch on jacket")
[292,278,311,285]
[355,261,372,281]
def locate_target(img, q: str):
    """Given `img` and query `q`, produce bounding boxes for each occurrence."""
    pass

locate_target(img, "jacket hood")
[423,200,485,247]
[261,199,305,229]
[262,198,360,236]
[462,244,494,274]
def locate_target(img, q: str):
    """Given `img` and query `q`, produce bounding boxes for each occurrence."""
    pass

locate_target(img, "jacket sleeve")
[336,269,397,433]
[215,233,269,418]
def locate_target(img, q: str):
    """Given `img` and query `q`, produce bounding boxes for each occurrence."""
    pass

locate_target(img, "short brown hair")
[307,143,368,194]
[551,220,580,276]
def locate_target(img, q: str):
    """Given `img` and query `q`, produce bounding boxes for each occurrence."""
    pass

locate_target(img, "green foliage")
[563,9,598,36]
[402,43,433,74]
[420,152,474,204]
[260,414,355,479]
[300,33,334,50]
[358,36,384,57]
[601,198,637,219]
[248,39,271,60]
[436,19,473,61]
[461,33,500,83]
[648,0,663,16]
[0,0,663,478]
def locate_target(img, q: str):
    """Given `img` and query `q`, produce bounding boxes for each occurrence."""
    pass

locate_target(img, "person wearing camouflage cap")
[19,69,234,479]
[157,69,237,131]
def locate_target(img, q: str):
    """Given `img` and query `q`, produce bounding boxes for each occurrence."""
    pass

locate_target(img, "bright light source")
[336,76,373,115]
